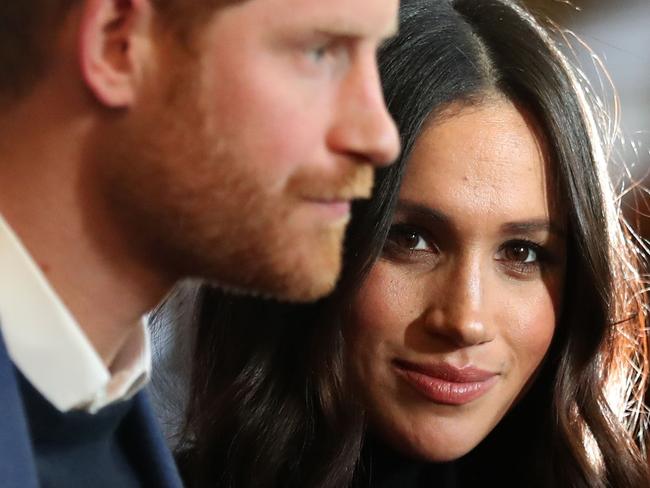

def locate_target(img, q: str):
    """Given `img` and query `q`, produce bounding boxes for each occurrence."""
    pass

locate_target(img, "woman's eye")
[495,241,547,276]
[499,245,537,264]
[385,225,433,252]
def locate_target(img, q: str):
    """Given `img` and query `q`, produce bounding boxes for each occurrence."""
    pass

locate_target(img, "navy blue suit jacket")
[0,334,183,488]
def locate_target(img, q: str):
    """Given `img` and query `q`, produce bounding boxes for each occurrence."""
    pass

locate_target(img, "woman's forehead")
[400,99,561,226]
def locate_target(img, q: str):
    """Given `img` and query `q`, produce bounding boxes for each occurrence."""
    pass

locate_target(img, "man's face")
[95,0,400,302]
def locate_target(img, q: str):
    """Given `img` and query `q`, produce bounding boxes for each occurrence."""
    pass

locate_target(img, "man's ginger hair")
[0,0,234,105]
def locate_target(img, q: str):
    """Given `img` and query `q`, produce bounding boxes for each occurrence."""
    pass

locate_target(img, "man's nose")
[327,53,401,167]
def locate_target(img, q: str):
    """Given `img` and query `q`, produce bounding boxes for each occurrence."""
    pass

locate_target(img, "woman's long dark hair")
[177,1,649,486]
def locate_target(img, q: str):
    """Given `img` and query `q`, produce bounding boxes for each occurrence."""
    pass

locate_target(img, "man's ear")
[79,0,154,108]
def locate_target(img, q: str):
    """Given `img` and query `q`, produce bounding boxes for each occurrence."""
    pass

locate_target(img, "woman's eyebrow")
[396,200,565,238]
[500,220,566,238]
[395,199,451,226]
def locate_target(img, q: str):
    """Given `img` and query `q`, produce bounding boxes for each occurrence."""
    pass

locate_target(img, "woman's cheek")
[348,260,417,341]
[504,288,558,378]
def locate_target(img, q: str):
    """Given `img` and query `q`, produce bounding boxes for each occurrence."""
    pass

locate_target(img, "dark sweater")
[360,407,543,488]
[17,371,142,488]
[360,438,457,488]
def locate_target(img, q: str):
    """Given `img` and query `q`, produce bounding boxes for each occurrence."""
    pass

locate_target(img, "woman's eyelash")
[382,225,557,278]
[496,239,554,275]
[384,223,436,254]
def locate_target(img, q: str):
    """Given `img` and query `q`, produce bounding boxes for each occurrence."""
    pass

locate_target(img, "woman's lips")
[394,359,499,406]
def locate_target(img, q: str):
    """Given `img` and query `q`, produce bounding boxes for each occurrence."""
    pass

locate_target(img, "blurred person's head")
[0,0,401,302]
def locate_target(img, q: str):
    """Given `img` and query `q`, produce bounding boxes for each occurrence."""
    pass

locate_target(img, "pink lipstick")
[394,360,498,406]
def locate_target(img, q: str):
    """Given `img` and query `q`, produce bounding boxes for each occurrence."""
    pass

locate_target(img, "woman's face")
[345,98,567,461]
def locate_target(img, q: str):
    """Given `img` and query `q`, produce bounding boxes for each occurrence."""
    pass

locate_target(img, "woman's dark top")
[359,424,538,488]
[359,437,458,488]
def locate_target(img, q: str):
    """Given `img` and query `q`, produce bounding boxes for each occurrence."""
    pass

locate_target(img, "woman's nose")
[422,257,494,348]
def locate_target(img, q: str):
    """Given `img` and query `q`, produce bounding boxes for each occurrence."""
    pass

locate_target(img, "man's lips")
[304,198,352,220]
[393,359,499,405]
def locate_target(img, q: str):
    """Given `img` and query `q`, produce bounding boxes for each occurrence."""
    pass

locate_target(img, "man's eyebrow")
[379,28,398,44]
[500,220,566,238]
[313,17,398,41]
[381,21,399,40]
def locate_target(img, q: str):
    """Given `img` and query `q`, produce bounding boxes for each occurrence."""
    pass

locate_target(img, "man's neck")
[0,91,173,367]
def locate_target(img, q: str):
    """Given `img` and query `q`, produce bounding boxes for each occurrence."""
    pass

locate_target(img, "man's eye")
[305,41,341,64]
[308,44,329,62]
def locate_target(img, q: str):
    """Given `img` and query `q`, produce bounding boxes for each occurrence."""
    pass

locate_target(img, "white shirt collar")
[0,214,151,413]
